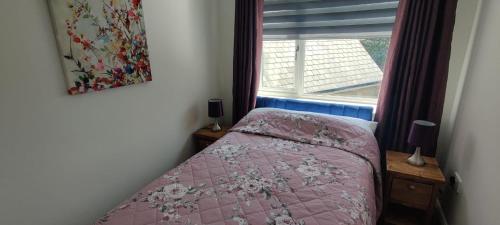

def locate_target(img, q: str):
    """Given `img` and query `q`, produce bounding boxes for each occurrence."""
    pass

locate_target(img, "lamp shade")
[407,120,436,147]
[208,99,224,118]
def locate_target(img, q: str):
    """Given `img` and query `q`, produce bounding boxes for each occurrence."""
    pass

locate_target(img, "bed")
[94,106,382,225]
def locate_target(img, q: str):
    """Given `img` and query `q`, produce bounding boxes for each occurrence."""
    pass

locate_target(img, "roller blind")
[263,0,399,40]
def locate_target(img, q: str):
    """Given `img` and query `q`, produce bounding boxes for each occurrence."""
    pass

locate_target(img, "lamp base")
[407,147,426,167]
[211,119,221,132]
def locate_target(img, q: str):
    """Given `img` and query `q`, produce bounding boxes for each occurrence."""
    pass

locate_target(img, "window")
[259,0,398,105]
[260,38,390,104]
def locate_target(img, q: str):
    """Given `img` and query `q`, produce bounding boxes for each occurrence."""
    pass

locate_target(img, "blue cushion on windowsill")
[255,96,374,121]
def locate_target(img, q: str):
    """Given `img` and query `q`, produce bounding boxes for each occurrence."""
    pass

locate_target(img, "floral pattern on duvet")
[95,109,381,225]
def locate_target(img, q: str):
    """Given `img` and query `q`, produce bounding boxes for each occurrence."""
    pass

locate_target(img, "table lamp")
[208,99,223,132]
[407,120,436,166]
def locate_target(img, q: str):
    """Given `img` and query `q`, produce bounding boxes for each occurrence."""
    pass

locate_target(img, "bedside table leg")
[382,173,393,225]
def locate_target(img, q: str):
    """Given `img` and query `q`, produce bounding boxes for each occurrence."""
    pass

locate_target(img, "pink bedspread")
[95,109,381,225]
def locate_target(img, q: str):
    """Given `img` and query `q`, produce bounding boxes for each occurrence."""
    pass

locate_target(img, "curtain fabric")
[375,0,458,156]
[232,0,264,125]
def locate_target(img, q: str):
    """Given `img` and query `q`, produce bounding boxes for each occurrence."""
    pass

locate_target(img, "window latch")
[295,45,300,61]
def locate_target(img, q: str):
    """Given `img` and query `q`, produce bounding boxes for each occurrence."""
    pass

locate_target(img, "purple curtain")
[232,0,264,125]
[375,0,458,156]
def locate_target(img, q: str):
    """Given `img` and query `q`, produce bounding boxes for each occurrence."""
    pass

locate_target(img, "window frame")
[259,38,389,106]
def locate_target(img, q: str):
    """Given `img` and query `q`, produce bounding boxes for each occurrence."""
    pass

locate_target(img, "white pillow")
[253,108,378,134]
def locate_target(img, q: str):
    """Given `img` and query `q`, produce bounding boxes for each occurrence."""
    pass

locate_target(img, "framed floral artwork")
[48,0,152,95]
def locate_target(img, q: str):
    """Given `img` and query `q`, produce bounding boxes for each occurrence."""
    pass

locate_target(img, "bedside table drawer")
[193,126,230,153]
[197,139,214,150]
[390,178,433,209]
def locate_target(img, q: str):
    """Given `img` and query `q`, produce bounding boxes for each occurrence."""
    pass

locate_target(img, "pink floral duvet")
[95,109,382,225]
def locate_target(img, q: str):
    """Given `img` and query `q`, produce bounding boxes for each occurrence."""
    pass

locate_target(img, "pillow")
[252,108,378,134]
[232,108,380,157]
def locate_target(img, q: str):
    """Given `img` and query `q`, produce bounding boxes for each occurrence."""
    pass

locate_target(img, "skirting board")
[436,200,449,225]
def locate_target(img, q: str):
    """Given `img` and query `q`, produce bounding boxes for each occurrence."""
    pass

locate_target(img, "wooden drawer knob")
[408,184,416,190]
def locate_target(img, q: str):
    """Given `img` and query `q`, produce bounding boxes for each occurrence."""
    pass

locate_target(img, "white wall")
[216,0,236,124]
[439,0,500,224]
[0,1,220,225]
[437,0,480,168]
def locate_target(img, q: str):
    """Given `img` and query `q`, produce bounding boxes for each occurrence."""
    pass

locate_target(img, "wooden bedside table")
[384,151,446,225]
[192,125,230,152]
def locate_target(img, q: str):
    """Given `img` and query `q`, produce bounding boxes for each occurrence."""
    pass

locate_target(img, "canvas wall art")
[48,0,152,95]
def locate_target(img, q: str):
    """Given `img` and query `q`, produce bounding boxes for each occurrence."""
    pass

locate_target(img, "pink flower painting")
[48,0,152,95]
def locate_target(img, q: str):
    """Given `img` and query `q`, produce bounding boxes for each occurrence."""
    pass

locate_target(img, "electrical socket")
[451,171,463,194]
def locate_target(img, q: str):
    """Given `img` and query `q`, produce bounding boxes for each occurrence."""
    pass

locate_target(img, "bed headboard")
[255,96,374,121]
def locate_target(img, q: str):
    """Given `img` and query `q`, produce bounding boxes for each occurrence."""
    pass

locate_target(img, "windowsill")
[257,90,378,108]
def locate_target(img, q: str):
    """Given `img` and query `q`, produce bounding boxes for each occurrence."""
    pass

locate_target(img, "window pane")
[261,40,296,89]
[303,38,390,100]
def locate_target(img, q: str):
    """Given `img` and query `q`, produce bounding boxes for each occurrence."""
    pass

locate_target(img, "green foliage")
[360,38,391,70]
